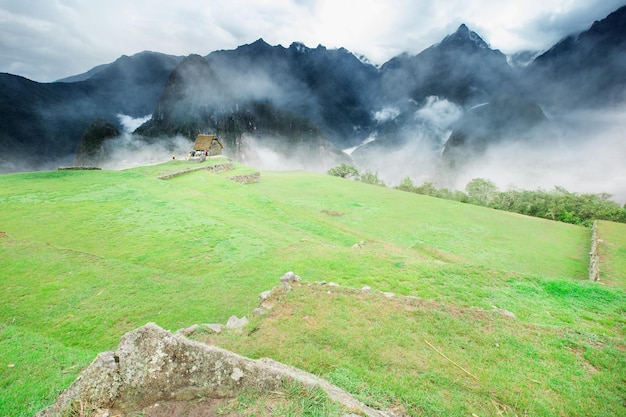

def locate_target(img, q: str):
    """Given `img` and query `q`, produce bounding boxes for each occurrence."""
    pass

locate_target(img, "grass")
[598,220,626,287]
[204,282,625,417]
[214,381,346,416]
[0,160,624,416]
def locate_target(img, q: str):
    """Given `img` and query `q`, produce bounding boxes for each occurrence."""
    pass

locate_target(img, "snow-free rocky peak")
[440,24,490,49]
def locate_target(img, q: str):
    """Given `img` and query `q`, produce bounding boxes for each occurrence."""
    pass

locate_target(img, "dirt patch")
[118,399,239,417]
[566,347,600,374]
[0,231,6,238]
[321,209,344,217]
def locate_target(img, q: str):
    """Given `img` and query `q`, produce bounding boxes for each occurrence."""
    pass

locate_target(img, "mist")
[96,114,193,170]
[350,97,626,205]
[98,134,192,170]
[373,106,400,123]
[352,96,463,185]
[118,113,152,132]
[235,133,350,173]
[450,106,626,204]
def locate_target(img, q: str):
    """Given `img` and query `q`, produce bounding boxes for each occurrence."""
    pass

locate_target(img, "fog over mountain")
[1,5,625,202]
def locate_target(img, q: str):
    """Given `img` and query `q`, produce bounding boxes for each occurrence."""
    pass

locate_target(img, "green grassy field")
[598,220,626,287]
[0,159,624,416]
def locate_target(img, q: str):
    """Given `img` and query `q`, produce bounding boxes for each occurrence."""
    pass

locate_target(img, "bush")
[327,164,360,179]
[398,178,626,226]
[359,170,385,187]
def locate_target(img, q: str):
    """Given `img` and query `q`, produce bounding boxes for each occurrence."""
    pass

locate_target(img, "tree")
[327,164,359,180]
[396,176,416,192]
[414,182,438,196]
[359,170,385,187]
[465,178,498,206]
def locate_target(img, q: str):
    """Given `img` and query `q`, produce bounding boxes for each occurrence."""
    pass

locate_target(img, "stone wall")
[158,162,258,182]
[589,220,601,281]
[206,162,233,173]
[58,166,101,170]
[227,172,261,184]
[157,166,207,180]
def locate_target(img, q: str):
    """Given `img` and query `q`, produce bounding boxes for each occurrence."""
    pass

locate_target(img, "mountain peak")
[441,24,490,49]
[289,41,308,53]
[238,38,275,52]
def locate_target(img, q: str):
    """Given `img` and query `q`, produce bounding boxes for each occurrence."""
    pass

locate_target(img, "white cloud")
[117,114,152,133]
[415,97,463,130]
[0,0,623,81]
[373,107,400,123]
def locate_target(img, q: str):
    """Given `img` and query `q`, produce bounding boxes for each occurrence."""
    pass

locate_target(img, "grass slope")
[598,220,626,287]
[0,159,624,416]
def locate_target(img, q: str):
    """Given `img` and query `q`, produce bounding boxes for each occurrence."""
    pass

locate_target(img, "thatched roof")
[193,134,223,151]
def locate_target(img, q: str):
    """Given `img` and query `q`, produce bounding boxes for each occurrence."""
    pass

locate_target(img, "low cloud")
[118,113,152,132]
[415,96,463,130]
[373,107,400,123]
[99,134,193,170]
[354,97,464,185]
[237,134,347,173]
[450,106,626,204]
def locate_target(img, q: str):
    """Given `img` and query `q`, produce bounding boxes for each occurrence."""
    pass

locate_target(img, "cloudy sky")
[1,0,624,82]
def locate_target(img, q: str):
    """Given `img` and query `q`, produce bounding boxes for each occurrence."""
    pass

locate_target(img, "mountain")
[441,97,548,170]
[527,5,626,109]
[1,5,625,188]
[435,6,626,184]
[138,26,524,178]
[0,51,183,172]
[136,53,351,170]
[380,24,517,106]
[350,24,523,181]
[0,73,100,172]
[204,39,380,146]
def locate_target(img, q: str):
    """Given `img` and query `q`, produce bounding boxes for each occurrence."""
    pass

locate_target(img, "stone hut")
[193,134,224,156]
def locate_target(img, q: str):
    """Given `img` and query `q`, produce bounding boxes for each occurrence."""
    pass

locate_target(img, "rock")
[281,282,292,292]
[230,367,244,382]
[252,307,267,316]
[176,324,199,336]
[258,290,272,302]
[35,323,393,417]
[225,316,248,329]
[203,324,223,333]
[280,271,301,283]
[361,286,371,293]
[328,282,339,287]
[382,292,395,298]
[352,243,361,249]
[493,308,516,319]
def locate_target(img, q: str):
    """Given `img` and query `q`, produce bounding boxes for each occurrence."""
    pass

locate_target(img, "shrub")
[327,164,360,180]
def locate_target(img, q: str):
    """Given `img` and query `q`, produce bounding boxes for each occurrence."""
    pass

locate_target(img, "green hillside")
[0,159,624,416]
[598,220,626,287]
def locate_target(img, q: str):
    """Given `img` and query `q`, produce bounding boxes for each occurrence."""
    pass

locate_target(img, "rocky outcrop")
[74,119,120,167]
[36,322,394,417]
